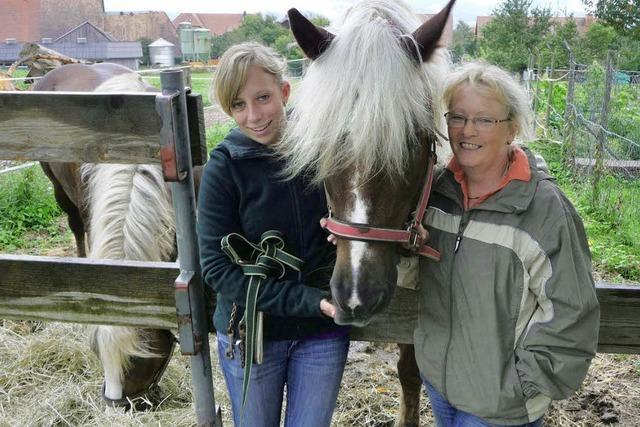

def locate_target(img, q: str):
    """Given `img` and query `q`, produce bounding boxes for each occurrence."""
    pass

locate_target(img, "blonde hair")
[442,61,533,142]
[213,42,286,116]
[279,0,450,183]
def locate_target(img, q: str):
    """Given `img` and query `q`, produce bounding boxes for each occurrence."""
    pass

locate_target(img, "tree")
[576,22,617,65]
[478,0,552,72]
[539,17,579,69]
[307,13,331,27]
[138,37,152,66]
[583,0,639,39]
[450,21,476,63]
[210,12,320,60]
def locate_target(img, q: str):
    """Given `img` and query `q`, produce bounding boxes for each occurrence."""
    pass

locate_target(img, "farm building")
[0,21,142,69]
[171,13,246,36]
[0,0,183,67]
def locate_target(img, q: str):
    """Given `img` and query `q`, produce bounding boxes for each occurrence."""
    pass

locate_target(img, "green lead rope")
[221,230,304,416]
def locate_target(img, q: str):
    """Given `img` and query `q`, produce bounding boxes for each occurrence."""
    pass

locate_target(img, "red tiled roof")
[172,13,245,36]
[0,0,42,42]
[417,13,454,47]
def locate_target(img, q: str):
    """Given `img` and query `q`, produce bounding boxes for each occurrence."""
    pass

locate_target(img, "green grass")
[142,72,214,107]
[206,122,234,152]
[529,140,640,282]
[0,166,63,252]
[0,68,30,90]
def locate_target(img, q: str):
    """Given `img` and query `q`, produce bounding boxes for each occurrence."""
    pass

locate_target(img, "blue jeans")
[217,332,349,427]
[423,379,544,427]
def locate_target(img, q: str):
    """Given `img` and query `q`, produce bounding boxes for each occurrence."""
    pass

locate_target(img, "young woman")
[415,62,600,426]
[197,42,349,427]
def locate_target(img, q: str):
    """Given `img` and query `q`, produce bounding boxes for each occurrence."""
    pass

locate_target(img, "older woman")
[415,62,600,426]
[197,42,348,427]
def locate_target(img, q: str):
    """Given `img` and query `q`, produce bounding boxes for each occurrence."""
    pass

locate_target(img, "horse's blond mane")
[83,73,175,391]
[279,0,450,183]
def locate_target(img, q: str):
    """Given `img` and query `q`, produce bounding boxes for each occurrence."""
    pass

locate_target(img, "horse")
[33,63,178,408]
[281,1,454,425]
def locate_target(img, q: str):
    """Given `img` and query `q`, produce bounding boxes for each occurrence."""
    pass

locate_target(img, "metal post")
[160,70,221,427]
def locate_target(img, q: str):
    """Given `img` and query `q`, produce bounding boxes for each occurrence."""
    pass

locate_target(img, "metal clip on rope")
[221,230,305,410]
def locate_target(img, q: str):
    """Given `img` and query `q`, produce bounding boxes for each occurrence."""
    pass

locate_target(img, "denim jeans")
[217,332,349,427]
[423,379,544,427]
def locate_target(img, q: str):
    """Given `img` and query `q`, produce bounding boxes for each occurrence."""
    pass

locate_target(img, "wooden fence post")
[592,51,614,206]
[563,42,577,168]
[532,51,541,119]
[545,52,556,132]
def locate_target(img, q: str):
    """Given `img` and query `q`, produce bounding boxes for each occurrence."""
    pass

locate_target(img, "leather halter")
[101,333,177,409]
[322,147,441,262]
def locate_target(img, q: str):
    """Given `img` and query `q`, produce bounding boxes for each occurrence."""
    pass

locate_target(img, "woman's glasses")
[445,112,511,131]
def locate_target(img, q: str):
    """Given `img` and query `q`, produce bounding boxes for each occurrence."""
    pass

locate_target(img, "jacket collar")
[223,128,275,159]
[435,146,550,214]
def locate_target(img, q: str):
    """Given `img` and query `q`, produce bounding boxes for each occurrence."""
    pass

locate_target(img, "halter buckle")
[407,222,422,252]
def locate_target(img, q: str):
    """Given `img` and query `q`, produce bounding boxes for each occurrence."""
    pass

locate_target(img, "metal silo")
[193,28,212,62]
[178,22,195,61]
[149,38,175,67]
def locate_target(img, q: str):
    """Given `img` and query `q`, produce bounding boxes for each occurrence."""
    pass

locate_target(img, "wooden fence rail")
[1,254,638,354]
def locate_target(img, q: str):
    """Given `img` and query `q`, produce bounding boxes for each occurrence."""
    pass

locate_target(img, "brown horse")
[34,63,177,408]
[281,1,454,425]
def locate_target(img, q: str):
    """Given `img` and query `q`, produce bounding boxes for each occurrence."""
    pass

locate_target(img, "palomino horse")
[34,63,177,407]
[282,1,454,425]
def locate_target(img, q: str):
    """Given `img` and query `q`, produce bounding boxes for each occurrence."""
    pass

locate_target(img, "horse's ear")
[288,8,335,60]
[409,0,455,62]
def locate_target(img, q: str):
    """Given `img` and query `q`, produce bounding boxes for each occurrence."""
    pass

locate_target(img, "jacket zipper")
[442,210,470,399]
[289,179,304,282]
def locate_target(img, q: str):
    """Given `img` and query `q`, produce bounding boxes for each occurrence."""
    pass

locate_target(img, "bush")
[529,140,640,282]
[0,166,62,249]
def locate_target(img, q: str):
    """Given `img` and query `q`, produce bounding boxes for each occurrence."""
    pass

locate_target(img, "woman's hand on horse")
[319,218,338,246]
[320,298,336,318]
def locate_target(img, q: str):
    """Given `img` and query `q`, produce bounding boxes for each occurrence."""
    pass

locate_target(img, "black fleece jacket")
[197,128,343,340]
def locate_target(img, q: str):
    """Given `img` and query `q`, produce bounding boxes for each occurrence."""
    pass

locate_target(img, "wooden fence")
[1,253,639,354]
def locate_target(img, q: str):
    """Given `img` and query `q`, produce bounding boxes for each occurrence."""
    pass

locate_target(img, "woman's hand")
[320,298,336,318]
[319,217,338,246]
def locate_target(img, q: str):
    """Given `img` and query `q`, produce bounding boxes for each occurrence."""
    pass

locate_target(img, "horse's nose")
[336,289,388,320]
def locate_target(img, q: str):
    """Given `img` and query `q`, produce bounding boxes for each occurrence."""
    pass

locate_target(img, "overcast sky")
[103,0,588,27]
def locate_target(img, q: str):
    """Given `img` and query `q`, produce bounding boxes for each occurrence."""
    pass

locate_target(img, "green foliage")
[577,22,617,65]
[479,0,552,71]
[582,0,640,39]
[572,62,640,160]
[210,13,317,60]
[142,73,213,107]
[206,122,235,152]
[451,22,476,63]
[138,37,153,66]
[534,80,567,130]
[529,140,640,281]
[0,167,62,250]
[538,18,579,68]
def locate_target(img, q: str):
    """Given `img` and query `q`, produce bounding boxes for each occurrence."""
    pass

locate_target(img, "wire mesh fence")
[526,46,640,281]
